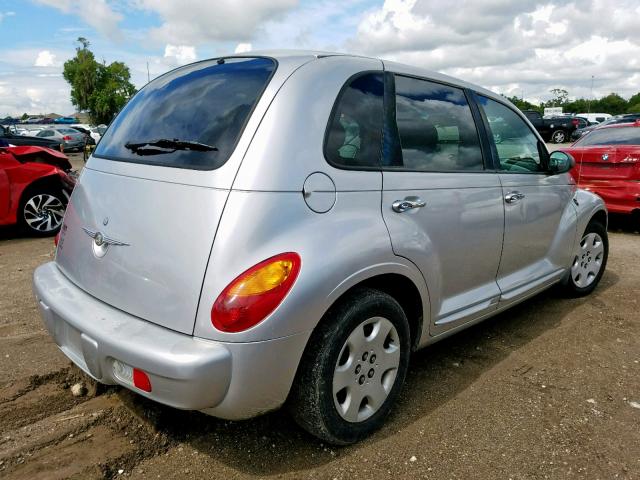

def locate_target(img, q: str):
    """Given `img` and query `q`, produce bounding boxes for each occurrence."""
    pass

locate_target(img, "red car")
[0,146,76,235]
[561,120,640,221]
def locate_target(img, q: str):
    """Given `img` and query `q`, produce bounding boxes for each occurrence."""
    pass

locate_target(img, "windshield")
[94,56,276,170]
[575,126,640,146]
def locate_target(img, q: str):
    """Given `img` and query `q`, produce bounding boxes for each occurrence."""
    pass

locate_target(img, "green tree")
[62,37,136,124]
[505,95,540,112]
[593,93,627,115]
[626,92,640,113]
[20,113,28,120]
[547,88,569,107]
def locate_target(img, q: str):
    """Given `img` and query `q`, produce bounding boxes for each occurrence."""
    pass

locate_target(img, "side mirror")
[548,151,575,174]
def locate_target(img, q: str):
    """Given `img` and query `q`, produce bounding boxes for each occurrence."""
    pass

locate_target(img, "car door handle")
[504,191,526,204]
[392,198,426,213]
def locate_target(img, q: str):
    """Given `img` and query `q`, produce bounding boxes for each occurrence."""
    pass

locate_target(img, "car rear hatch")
[570,146,640,182]
[54,55,307,334]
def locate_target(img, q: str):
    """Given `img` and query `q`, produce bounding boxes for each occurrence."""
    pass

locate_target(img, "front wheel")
[552,129,568,143]
[288,288,410,445]
[559,221,608,297]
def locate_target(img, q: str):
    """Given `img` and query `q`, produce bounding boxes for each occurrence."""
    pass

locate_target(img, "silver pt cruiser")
[33,51,608,445]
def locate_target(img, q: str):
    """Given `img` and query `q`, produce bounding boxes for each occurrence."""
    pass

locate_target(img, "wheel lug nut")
[358,375,365,385]
[370,354,376,364]
[355,364,361,375]
[368,368,374,378]
[362,352,368,361]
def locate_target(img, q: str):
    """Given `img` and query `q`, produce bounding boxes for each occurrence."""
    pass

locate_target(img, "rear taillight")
[211,252,301,333]
[63,135,72,141]
[54,232,60,246]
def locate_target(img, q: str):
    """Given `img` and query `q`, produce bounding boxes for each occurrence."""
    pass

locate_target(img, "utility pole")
[147,62,150,83]
[588,75,594,113]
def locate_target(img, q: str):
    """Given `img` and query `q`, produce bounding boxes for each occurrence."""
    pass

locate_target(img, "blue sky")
[1,0,639,117]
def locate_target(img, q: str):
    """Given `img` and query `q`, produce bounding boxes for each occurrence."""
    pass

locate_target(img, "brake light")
[211,252,301,332]
[63,135,72,141]
[54,232,60,246]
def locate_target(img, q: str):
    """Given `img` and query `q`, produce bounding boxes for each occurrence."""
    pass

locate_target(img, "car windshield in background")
[93,57,276,170]
[576,126,640,146]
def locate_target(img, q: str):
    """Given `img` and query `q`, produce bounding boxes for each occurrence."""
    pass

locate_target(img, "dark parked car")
[571,113,640,141]
[522,110,584,143]
[0,125,63,151]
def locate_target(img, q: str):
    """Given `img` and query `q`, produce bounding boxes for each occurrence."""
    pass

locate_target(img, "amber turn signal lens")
[211,252,301,333]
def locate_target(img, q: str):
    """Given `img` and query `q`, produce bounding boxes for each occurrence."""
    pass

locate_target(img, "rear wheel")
[552,129,567,143]
[559,221,608,297]
[19,189,66,236]
[289,288,410,445]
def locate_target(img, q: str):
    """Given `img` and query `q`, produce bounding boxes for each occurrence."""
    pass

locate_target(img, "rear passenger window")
[478,96,544,173]
[392,75,483,171]
[325,73,384,168]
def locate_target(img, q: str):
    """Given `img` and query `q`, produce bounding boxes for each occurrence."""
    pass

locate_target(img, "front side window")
[392,75,483,171]
[478,96,544,173]
[94,57,276,170]
[325,73,384,168]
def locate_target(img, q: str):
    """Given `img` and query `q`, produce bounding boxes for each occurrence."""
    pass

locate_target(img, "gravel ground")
[0,151,639,479]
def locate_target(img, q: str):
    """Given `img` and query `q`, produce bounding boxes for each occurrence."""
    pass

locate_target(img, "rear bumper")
[33,262,311,418]
[33,262,232,410]
[581,180,640,214]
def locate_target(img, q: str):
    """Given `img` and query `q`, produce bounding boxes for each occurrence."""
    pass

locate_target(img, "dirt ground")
[1,152,639,479]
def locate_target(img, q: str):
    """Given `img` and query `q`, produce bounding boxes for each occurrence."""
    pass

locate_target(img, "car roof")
[230,49,506,104]
[597,120,640,130]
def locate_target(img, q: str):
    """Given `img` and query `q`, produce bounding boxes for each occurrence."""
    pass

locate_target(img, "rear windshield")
[575,126,640,146]
[94,57,276,170]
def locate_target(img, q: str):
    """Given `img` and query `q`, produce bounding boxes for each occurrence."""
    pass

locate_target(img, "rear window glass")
[576,127,640,146]
[94,57,276,170]
[324,73,384,168]
[59,128,78,134]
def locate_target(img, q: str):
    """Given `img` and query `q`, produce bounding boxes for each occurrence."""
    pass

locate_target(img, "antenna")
[147,62,150,83]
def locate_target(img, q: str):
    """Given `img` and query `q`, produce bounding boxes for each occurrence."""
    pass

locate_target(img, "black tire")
[288,288,410,445]
[18,188,67,236]
[551,129,567,143]
[558,220,608,297]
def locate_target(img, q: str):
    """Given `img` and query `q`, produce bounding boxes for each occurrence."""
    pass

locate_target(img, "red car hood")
[1,145,72,171]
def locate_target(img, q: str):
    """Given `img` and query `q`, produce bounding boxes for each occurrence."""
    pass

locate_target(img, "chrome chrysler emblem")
[601,153,609,161]
[82,227,130,258]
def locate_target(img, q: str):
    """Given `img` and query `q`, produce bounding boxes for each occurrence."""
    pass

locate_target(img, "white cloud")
[163,44,197,65]
[348,0,640,103]
[234,43,253,54]
[133,0,298,45]
[33,0,122,40]
[34,50,57,67]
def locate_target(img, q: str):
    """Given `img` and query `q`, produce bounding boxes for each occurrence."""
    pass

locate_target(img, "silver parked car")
[36,127,85,152]
[33,51,608,445]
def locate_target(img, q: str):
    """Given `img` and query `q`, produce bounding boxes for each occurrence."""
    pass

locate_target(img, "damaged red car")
[561,121,640,222]
[0,146,76,235]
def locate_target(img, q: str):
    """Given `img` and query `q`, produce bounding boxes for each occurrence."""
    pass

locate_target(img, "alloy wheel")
[571,232,605,288]
[23,194,65,233]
